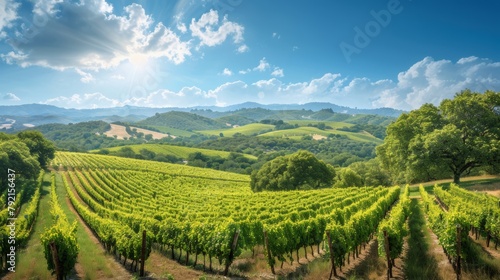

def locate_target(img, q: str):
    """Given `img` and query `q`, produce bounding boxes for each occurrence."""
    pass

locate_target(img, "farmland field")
[197,123,275,137]
[3,151,499,279]
[45,151,403,278]
[92,143,257,160]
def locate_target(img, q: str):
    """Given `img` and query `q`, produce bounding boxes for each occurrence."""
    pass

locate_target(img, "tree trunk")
[203,254,206,271]
[453,172,460,184]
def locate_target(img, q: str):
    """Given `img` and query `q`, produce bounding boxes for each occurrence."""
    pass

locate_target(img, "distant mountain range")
[0,103,403,131]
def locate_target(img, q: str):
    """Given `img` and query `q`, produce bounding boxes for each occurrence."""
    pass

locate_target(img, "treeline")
[259,119,298,130]
[338,124,386,139]
[99,147,256,175]
[0,131,55,192]
[192,134,376,167]
[33,121,145,151]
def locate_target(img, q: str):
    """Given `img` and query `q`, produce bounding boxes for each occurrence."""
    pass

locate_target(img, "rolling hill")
[198,123,275,137]
[94,143,257,160]
[138,111,228,131]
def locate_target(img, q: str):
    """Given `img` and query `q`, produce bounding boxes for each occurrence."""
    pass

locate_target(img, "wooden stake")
[263,230,275,274]
[224,230,240,276]
[456,225,461,280]
[383,230,392,279]
[326,230,337,279]
[140,230,146,277]
[50,242,62,280]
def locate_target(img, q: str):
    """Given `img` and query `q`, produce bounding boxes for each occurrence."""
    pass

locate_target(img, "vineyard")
[46,151,404,277]
[1,151,499,279]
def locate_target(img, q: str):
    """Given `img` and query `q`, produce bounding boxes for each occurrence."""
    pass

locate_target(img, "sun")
[128,53,151,69]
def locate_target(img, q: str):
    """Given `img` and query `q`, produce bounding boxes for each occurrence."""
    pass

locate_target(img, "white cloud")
[1,1,191,70]
[239,69,250,75]
[76,69,95,83]
[237,44,249,53]
[254,57,270,72]
[177,22,187,33]
[271,67,284,77]
[272,32,280,39]
[2,92,20,101]
[189,9,244,47]
[42,92,122,109]
[221,68,232,76]
[35,56,500,110]
[0,0,19,38]
[123,86,215,108]
[372,56,500,110]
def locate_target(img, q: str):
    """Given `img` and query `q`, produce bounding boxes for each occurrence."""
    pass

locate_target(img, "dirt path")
[468,232,500,259]
[63,180,132,279]
[59,172,132,279]
[427,227,457,280]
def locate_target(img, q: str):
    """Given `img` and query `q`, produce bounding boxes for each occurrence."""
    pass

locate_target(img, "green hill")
[215,115,255,126]
[258,126,383,144]
[198,123,275,137]
[138,111,227,131]
[93,143,257,160]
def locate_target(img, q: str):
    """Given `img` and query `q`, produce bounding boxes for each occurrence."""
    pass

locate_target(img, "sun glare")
[128,53,150,69]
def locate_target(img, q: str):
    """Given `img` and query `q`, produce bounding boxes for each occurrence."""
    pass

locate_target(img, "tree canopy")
[0,131,55,192]
[377,90,500,184]
[250,150,335,192]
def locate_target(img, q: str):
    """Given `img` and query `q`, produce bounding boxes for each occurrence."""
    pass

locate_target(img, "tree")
[17,130,55,169]
[334,168,363,188]
[348,159,391,186]
[377,90,500,184]
[0,139,40,192]
[250,150,335,192]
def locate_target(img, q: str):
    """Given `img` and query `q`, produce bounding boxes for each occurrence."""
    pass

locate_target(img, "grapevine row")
[377,185,411,277]
[40,174,79,279]
[419,185,469,264]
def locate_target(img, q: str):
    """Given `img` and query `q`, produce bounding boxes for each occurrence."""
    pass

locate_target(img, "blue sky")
[1,0,499,110]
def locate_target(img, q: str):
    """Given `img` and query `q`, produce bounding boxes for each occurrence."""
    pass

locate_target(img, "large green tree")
[250,150,335,192]
[17,130,55,169]
[377,90,500,184]
[0,140,41,192]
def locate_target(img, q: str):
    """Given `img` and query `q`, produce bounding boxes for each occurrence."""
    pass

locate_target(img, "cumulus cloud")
[271,67,284,77]
[76,69,95,83]
[42,92,123,109]
[189,9,244,47]
[0,0,19,38]
[253,57,270,72]
[1,1,190,70]
[237,44,249,53]
[123,86,216,108]
[372,56,500,110]
[2,92,21,101]
[36,56,500,110]
[176,22,187,33]
[221,68,232,76]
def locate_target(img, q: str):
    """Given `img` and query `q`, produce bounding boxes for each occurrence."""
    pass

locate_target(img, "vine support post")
[140,230,146,277]
[383,230,392,279]
[50,242,63,280]
[224,229,240,276]
[456,225,461,280]
[263,230,275,275]
[326,230,337,279]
